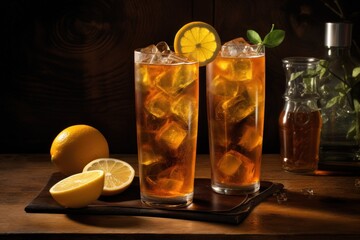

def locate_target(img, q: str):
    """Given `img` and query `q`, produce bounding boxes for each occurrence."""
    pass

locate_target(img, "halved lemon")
[49,170,105,208]
[83,158,135,196]
[174,21,221,66]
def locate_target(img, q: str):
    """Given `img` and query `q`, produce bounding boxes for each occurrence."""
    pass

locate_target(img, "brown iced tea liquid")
[134,58,198,207]
[207,53,265,194]
[279,109,322,172]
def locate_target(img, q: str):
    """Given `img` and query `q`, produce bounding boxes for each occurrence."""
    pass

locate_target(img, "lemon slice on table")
[49,170,105,208]
[174,21,221,66]
[83,158,135,196]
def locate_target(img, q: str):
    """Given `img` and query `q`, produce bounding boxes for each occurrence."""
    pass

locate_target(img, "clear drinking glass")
[206,40,265,195]
[134,43,199,207]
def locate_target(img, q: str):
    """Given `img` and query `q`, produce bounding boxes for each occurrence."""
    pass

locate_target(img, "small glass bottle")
[279,57,322,173]
[319,22,360,163]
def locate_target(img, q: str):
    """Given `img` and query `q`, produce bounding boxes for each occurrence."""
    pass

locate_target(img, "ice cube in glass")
[171,95,196,126]
[156,64,196,96]
[156,121,187,151]
[145,92,171,119]
[237,125,263,152]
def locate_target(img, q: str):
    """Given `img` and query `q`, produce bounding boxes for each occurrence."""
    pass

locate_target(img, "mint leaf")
[353,67,360,78]
[290,71,303,81]
[247,30,262,44]
[325,96,341,108]
[346,123,356,139]
[354,99,360,112]
[246,24,285,48]
[263,29,285,48]
[319,60,329,78]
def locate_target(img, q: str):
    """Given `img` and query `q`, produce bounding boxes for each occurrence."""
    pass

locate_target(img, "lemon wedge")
[49,170,105,208]
[83,158,135,196]
[174,21,221,66]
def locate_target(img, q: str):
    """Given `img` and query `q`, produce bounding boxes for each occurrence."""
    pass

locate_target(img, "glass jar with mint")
[318,22,360,164]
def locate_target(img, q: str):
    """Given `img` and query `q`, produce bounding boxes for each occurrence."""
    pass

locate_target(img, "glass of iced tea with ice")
[134,42,199,207]
[206,38,265,194]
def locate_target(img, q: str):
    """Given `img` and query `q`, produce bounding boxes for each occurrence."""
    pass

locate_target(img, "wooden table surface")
[1,154,359,240]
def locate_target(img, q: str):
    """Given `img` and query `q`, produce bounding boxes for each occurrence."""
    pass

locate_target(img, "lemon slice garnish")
[174,21,221,66]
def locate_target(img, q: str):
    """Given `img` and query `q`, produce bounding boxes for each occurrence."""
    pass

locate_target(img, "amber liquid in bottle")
[279,107,322,173]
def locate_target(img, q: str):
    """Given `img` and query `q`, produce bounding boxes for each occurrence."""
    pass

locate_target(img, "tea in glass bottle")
[279,57,322,173]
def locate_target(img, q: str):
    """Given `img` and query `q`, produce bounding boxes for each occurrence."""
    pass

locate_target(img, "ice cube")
[156,178,183,194]
[143,162,168,188]
[136,64,167,91]
[142,44,159,54]
[162,52,191,64]
[275,190,288,204]
[237,125,262,152]
[137,42,174,64]
[217,150,254,177]
[226,37,250,46]
[136,44,163,64]
[157,41,193,64]
[210,75,239,97]
[144,113,167,133]
[153,166,184,194]
[156,41,171,53]
[221,38,249,57]
[221,37,261,57]
[301,188,315,199]
[135,65,151,89]
[171,95,197,126]
[156,64,197,96]
[216,95,255,123]
[145,91,171,119]
[244,80,264,105]
[217,151,240,176]
[301,188,315,196]
[214,57,252,81]
[137,41,196,65]
[139,144,163,166]
[156,121,187,151]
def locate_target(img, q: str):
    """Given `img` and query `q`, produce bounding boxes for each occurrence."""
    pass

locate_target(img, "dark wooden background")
[1,0,359,154]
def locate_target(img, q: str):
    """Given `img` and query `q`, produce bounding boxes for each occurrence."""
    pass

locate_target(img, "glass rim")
[219,44,265,57]
[221,42,265,47]
[134,49,198,64]
[282,57,320,65]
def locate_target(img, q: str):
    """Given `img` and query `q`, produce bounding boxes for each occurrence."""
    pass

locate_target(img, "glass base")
[320,148,360,162]
[211,181,260,195]
[319,147,360,172]
[140,193,193,208]
[282,167,316,174]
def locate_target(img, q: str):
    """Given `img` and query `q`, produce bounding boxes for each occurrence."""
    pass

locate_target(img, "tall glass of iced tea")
[134,42,199,207]
[206,38,265,194]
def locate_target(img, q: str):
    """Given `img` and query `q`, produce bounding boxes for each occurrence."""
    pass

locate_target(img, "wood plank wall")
[1,0,359,154]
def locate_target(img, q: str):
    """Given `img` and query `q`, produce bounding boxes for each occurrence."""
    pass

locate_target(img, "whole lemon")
[50,125,109,175]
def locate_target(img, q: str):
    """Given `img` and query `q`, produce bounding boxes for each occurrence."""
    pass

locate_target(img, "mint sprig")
[247,24,285,48]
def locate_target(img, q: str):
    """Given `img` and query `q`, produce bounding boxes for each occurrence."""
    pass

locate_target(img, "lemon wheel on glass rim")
[174,21,221,66]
